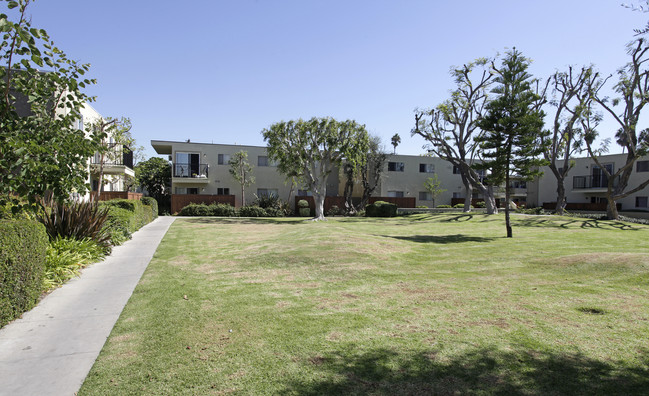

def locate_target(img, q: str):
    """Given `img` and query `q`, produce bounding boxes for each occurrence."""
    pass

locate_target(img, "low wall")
[171,194,235,214]
[92,192,142,201]
[368,197,416,208]
[542,202,622,211]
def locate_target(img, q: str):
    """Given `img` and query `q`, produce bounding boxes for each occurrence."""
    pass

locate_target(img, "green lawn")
[80,214,649,395]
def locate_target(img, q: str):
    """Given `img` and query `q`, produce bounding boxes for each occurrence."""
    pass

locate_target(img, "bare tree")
[412,58,499,214]
[583,38,649,219]
[541,66,594,214]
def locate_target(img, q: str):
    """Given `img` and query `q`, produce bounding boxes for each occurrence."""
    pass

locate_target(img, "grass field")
[79,214,649,395]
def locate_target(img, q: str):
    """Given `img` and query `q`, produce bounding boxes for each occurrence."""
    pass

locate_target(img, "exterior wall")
[529,153,649,211]
[379,155,465,207]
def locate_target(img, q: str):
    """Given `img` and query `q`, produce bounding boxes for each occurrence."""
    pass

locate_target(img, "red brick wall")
[92,192,142,201]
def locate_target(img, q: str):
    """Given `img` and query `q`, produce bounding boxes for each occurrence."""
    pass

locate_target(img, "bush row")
[0,220,49,328]
[178,203,285,217]
[99,199,157,245]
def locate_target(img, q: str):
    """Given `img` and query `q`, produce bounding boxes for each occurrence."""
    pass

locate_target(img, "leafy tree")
[423,174,446,208]
[135,157,171,213]
[228,150,255,206]
[583,38,649,219]
[540,67,593,215]
[342,135,387,214]
[413,58,499,214]
[391,133,401,154]
[475,49,548,238]
[0,0,99,203]
[91,117,133,200]
[263,117,369,220]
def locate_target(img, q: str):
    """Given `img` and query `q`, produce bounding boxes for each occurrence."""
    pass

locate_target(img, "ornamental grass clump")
[39,199,111,248]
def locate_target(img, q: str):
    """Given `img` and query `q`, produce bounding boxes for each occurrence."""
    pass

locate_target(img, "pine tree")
[476,49,548,238]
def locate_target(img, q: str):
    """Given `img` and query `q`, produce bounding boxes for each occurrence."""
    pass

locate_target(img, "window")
[175,187,198,195]
[218,154,230,165]
[175,152,201,177]
[297,189,312,196]
[453,165,461,174]
[510,180,527,189]
[78,115,84,131]
[636,196,648,208]
[419,191,432,201]
[388,162,404,172]
[591,197,607,204]
[419,163,434,173]
[637,161,649,172]
[257,188,278,197]
[217,188,230,195]
[258,156,269,166]
[452,192,462,199]
[387,191,404,198]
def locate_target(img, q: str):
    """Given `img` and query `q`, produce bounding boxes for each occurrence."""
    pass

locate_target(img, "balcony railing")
[573,174,619,189]
[174,163,209,178]
[90,144,134,169]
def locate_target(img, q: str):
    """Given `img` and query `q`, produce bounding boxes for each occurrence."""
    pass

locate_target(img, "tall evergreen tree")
[476,49,548,238]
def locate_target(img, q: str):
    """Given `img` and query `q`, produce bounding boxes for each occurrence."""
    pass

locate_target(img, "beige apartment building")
[151,140,649,213]
[527,153,649,211]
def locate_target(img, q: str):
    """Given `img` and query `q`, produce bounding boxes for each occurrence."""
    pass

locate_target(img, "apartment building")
[151,140,469,209]
[527,153,649,211]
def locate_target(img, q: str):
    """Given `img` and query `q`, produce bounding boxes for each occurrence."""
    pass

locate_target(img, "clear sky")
[18,0,649,159]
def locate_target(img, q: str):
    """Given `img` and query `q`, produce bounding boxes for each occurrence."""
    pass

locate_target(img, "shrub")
[179,203,211,216]
[39,199,111,248]
[100,198,136,212]
[43,237,106,291]
[264,207,285,217]
[297,200,309,208]
[239,205,267,217]
[365,201,397,217]
[141,197,158,219]
[474,201,487,208]
[102,206,133,246]
[299,207,311,217]
[0,220,48,327]
[416,205,428,209]
[327,205,341,216]
[437,205,452,208]
[209,203,236,217]
[517,207,545,215]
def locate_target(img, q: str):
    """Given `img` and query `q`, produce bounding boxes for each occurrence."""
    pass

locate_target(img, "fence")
[542,202,622,211]
[172,194,235,214]
[91,192,142,201]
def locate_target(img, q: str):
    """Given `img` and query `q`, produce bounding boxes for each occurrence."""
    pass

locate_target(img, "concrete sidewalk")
[0,216,175,396]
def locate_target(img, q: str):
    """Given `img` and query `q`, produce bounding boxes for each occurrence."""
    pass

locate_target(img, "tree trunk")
[606,199,619,220]
[313,192,326,220]
[555,180,566,215]
[241,185,245,207]
[505,173,512,238]
[462,177,472,213]
[478,184,498,214]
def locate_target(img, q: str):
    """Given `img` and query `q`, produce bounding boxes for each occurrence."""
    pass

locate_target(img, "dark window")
[419,191,432,200]
[453,165,461,174]
[419,163,434,173]
[636,196,648,208]
[218,154,230,165]
[258,156,269,166]
[217,188,230,195]
[388,162,404,172]
[297,189,312,196]
[187,188,199,195]
[387,191,404,198]
[637,161,649,172]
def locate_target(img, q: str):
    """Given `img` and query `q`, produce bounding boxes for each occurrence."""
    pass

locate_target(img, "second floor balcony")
[90,144,134,169]
[173,163,209,179]
[573,174,620,190]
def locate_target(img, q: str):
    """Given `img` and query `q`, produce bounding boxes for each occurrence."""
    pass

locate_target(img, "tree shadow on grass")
[515,217,641,231]
[282,345,649,396]
[179,217,307,225]
[384,234,495,244]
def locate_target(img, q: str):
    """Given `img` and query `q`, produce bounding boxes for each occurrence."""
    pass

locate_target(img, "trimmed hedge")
[178,203,236,217]
[141,197,158,219]
[0,220,49,327]
[239,205,267,217]
[99,199,157,245]
[365,201,398,217]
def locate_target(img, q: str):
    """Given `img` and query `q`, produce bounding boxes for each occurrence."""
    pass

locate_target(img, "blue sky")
[20,0,649,159]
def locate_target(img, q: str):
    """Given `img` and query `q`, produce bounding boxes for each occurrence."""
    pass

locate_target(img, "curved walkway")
[0,216,175,396]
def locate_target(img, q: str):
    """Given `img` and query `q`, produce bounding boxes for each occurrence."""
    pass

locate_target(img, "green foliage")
[475,201,487,208]
[326,205,342,216]
[140,197,158,219]
[39,199,112,248]
[1,0,100,203]
[365,201,398,217]
[43,237,106,291]
[178,203,236,217]
[263,117,370,219]
[453,203,474,209]
[102,206,133,246]
[228,151,255,205]
[239,205,267,217]
[135,157,171,214]
[0,219,48,327]
[297,199,309,208]
[416,205,428,208]
[100,198,137,212]
[517,207,545,215]
[99,199,154,233]
[437,205,452,208]
[424,175,446,206]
